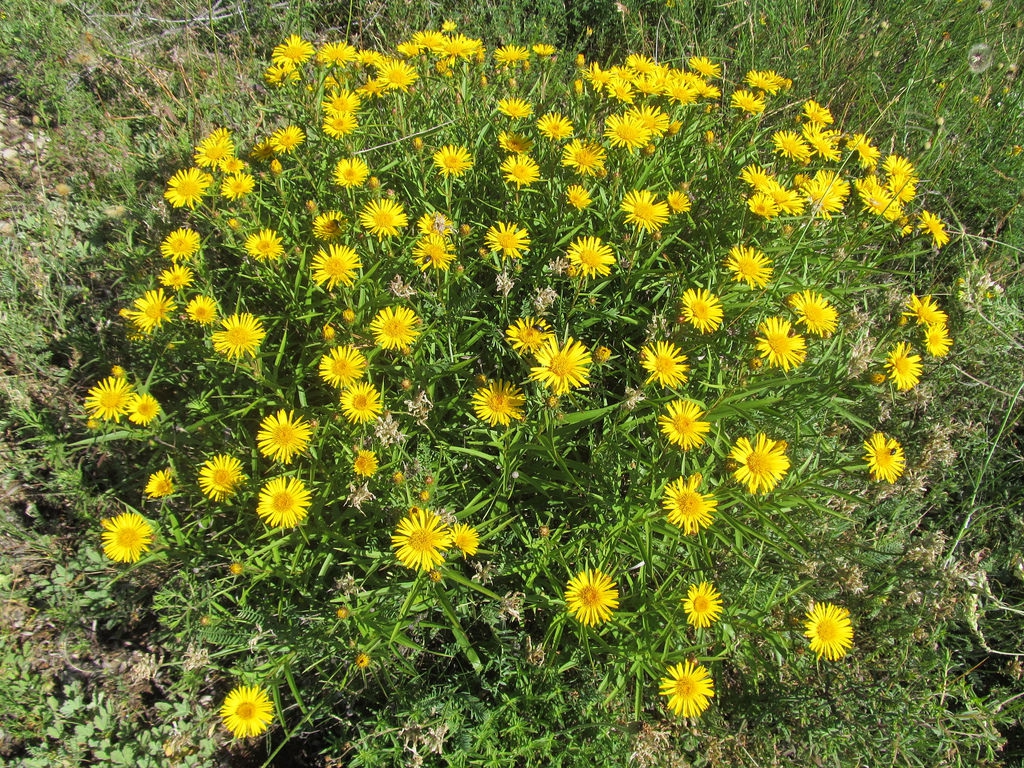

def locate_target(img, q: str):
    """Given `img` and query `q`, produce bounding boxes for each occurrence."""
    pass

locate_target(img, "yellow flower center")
[272,491,295,513]
[745,450,770,475]
[816,618,839,642]
[351,394,368,410]
[116,528,142,549]
[692,595,710,612]
[675,491,700,516]
[547,352,571,378]
[578,585,600,607]
[673,414,695,433]
[212,469,233,487]
[236,702,256,720]
[674,677,695,697]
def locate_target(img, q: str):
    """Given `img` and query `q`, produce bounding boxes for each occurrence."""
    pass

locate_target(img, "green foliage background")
[0,1,1022,766]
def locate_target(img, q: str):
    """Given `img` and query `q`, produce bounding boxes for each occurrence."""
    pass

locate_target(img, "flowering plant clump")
[83,29,954,733]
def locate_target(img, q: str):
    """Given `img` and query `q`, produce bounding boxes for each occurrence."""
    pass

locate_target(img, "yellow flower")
[322,88,361,114]
[193,127,234,168]
[273,34,314,66]
[144,469,175,499]
[748,192,780,219]
[923,323,952,357]
[804,602,854,660]
[257,476,312,527]
[125,289,175,334]
[725,245,772,289]
[627,104,670,137]
[219,684,274,738]
[604,112,652,151]
[885,341,922,390]
[847,133,880,169]
[450,523,479,556]
[433,144,473,177]
[245,229,285,261]
[198,454,245,501]
[101,511,155,563]
[164,167,213,209]
[505,317,553,355]
[221,172,255,200]
[127,393,160,426]
[729,434,790,494]
[730,89,766,114]
[530,337,592,395]
[905,294,948,326]
[186,296,218,325]
[359,199,408,238]
[341,381,383,424]
[863,432,906,483]
[212,313,265,359]
[160,228,201,261]
[661,473,717,533]
[256,410,313,464]
[392,507,451,570]
[334,157,370,187]
[472,379,526,426]
[413,234,455,271]
[756,317,807,371]
[772,130,812,163]
[745,69,787,93]
[376,58,418,91]
[640,341,689,388]
[658,400,711,451]
[565,569,618,626]
[789,291,838,336]
[158,264,194,290]
[621,190,669,233]
[566,235,615,279]
[485,221,530,258]
[688,56,721,78]
[565,185,592,209]
[666,190,691,213]
[537,112,573,140]
[85,375,134,422]
[683,582,723,628]
[660,661,714,718]
[680,288,723,333]
[270,125,305,154]
[370,306,421,352]
[801,170,850,219]
[319,345,368,388]
[498,131,534,154]
[561,139,606,177]
[497,97,533,118]
[318,42,357,67]
[803,99,834,125]
[311,244,362,289]
[500,154,541,187]
[312,211,346,240]
[353,449,378,477]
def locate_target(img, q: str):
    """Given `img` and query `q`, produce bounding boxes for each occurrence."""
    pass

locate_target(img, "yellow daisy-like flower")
[847,133,880,169]
[376,58,419,91]
[500,154,541,187]
[341,381,383,424]
[566,185,592,209]
[212,313,265,360]
[566,236,615,279]
[683,582,723,628]
[127,393,160,426]
[497,97,533,119]
[370,306,421,352]
[497,131,534,154]
[530,337,592,395]
[725,245,772,289]
[745,69,787,93]
[789,291,838,336]
[221,172,255,201]
[219,156,246,174]
[494,44,530,66]
[484,221,530,259]
[688,56,721,78]
[244,229,284,261]
[640,341,689,388]
[801,170,850,219]
[417,211,455,237]
[450,523,480,556]
[471,379,526,426]
[729,434,790,494]
[334,157,370,188]
[391,507,452,571]
[413,234,455,271]
[680,288,723,333]
[660,661,714,718]
[803,99,834,125]
[433,144,473,177]
[627,104,670,137]
[193,127,234,169]
[158,264,194,290]
[311,244,362,289]
[748,192,780,219]
[730,89,766,114]
[885,342,922,391]
[658,400,711,451]
[353,449,378,477]
[101,511,155,563]
[621,190,670,233]
[359,199,408,238]
[561,139,606,177]
[257,476,312,527]
[273,34,314,67]
[537,112,573,140]
[126,289,176,334]
[219,684,274,739]
[198,454,246,501]
[319,345,367,389]
[186,296,217,325]
[85,375,134,422]
[270,125,305,154]
[318,42,357,67]
[666,190,691,213]
[565,569,619,627]
[772,130,812,163]
[144,469,175,499]
[604,112,652,151]
[256,410,313,465]
[923,323,952,357]
[505,317,554,355]
[661,473,717,534]
[905,294,948,326]
[863,432,905,483]
[804,602,854,661]
[756,317,807,371]
[322,88,361,114]
[312,211,346,240]
[164,167,213,209]
[160,228,201,261]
